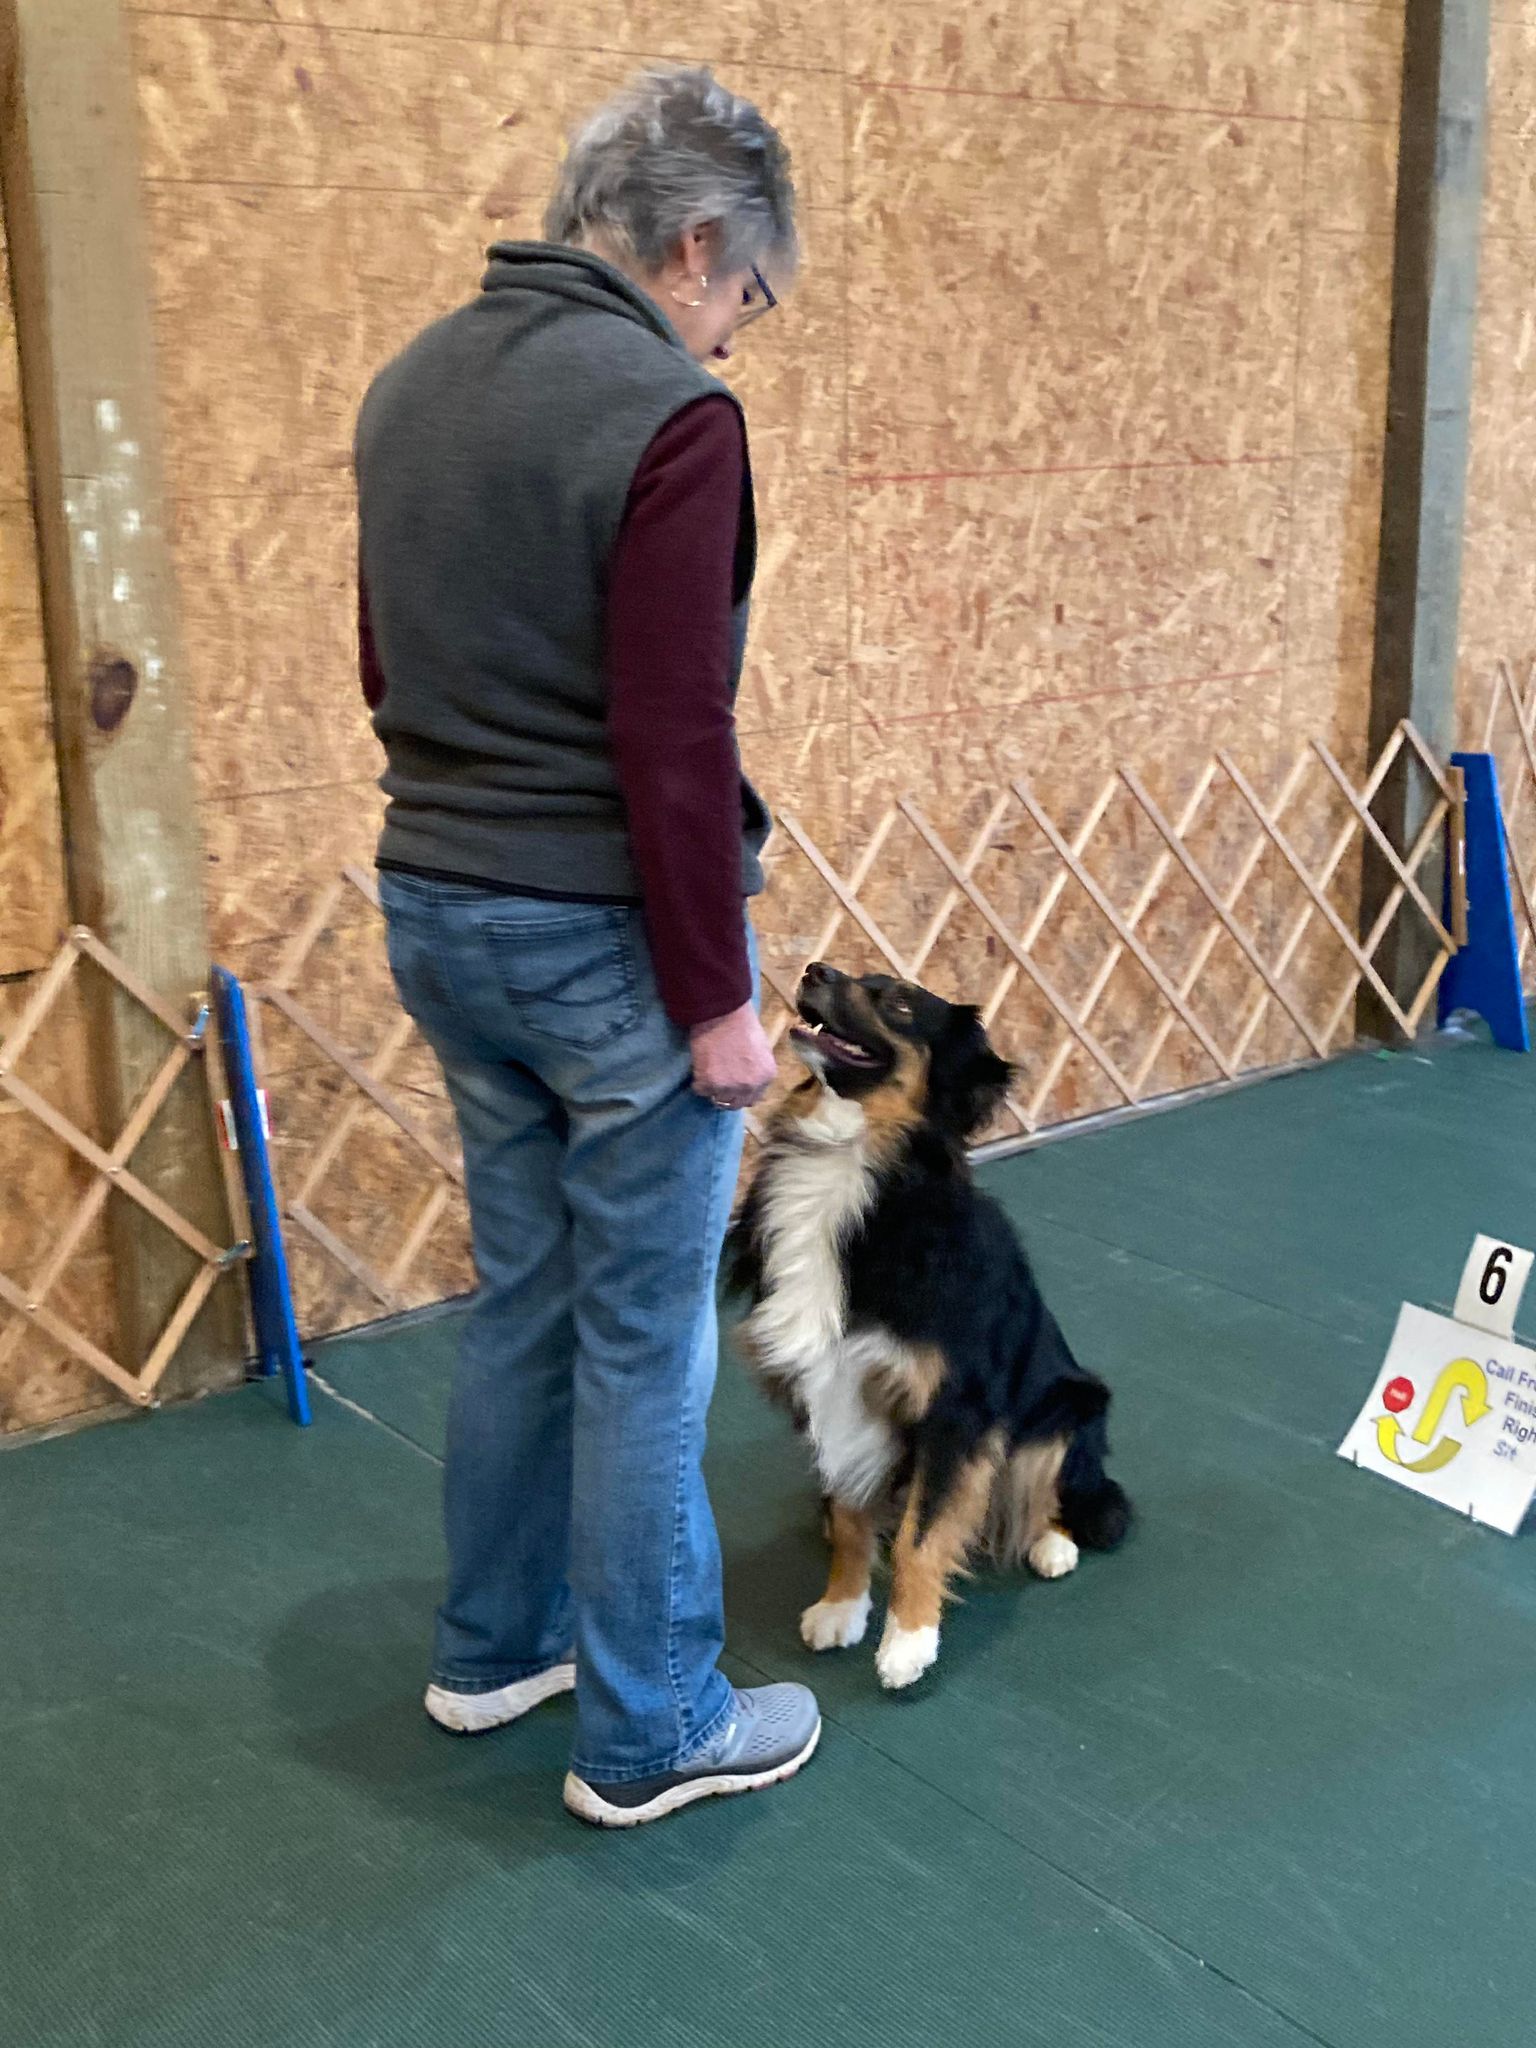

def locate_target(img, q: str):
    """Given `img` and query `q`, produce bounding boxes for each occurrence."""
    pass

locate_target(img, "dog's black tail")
[1058,1412,1133,1552]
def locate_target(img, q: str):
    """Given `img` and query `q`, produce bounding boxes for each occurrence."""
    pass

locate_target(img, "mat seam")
[705,1644,1338,2044]
[314,1383,1338,2047]
[1003,1202,1384,1353]
[825,1716,1343,2048]
[309,1372,445,1464]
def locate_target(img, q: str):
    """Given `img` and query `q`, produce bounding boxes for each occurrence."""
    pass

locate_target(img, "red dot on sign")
[1384,1376,1415,1414]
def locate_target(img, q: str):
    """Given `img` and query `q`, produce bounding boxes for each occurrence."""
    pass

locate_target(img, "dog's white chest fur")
[743,1094,902,1506]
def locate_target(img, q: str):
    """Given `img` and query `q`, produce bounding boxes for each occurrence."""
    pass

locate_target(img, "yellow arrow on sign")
[1413,1357,1490,1442]
[1372,1357,1491,1473]
[1375,1415,1464,1472]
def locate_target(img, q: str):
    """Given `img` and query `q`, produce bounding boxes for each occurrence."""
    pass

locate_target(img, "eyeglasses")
[737,264,778,328]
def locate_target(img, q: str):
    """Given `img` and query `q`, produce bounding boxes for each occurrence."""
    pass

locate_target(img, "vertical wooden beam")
[0,0,242,1398]
[1362,0,1491,1034]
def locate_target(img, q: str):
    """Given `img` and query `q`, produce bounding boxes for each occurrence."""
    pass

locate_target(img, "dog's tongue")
[807,1023,879,1067]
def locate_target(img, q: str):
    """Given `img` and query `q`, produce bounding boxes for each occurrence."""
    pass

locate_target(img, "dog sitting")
[726,963,1131,1690]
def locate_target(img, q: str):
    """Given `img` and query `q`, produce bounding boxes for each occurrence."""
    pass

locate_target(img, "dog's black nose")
[802,962,844,987]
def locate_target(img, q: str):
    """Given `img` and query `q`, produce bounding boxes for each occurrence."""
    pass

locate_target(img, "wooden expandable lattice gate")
[248,865,470,1323]
[245,718,1465,1339]
[0,928,247,1407]
[750,718,1463,1145]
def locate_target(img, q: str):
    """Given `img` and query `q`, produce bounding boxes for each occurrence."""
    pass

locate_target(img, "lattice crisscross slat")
[252,866,466,1316]
[750,720,1463,1149]
[767,801,1038,1134]
[1312,724,1462,1042]
[1135,754,1305,1089]
[254,719,1467,1339]
[0,928,246,1406]
[1010,775,1235,1082]
[977,773,1151,1127]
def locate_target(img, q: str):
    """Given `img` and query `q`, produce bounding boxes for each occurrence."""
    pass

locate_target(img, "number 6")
[1481,1246,1513,1305]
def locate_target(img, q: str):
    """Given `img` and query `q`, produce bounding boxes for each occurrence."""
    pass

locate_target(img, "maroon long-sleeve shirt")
[361,393,754,1029]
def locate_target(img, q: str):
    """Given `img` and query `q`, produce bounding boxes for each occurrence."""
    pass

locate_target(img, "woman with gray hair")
[356,66,820,1826]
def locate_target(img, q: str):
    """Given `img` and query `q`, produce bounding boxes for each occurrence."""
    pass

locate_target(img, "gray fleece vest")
[355,242,770,898]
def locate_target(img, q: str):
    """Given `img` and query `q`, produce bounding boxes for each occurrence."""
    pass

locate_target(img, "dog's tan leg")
[876,1446,998,1689]
[1009,1436,1080,1580]
[800,1499,877,1651]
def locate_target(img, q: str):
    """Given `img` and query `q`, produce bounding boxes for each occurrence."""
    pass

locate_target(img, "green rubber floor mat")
[7,1024,1534,2045]
[2,1389,1314,2048]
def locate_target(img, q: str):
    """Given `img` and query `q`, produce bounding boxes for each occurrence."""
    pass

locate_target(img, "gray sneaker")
[563,1683,821,1828]
[424,1661,576,1735]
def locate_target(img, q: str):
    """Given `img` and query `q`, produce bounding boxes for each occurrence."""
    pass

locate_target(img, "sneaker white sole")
[424,1661,576,1735]
[562,1718,822,1828]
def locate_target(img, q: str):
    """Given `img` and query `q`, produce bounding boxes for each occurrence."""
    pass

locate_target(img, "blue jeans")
[378,872,744,1783]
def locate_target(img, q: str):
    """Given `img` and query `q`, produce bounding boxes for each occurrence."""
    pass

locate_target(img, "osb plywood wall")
[117,0,1406,1318]
[1458,3,1536,717]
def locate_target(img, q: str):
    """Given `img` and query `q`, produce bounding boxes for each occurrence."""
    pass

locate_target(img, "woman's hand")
[689,1002,778,1110]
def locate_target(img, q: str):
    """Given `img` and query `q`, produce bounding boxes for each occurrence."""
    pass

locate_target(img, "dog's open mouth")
[789,1020,882,1068]
[789,1001,885,1070]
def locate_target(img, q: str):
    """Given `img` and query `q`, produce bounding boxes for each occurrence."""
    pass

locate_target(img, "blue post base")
[211,966,313,1424]
[1438,752,1530,1052]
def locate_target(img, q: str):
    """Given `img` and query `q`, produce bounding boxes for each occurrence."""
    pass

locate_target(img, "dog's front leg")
[800,1498,876,1650]
[876,1451,995,1690]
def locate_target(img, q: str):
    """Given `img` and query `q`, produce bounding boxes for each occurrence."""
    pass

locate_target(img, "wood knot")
[88,652,138,733]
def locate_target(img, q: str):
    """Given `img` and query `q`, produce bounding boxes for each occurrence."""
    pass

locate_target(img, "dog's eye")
[885,989,914,1022]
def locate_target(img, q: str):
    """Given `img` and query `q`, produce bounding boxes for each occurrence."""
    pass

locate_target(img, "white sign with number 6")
[1452,1235,1534,1341]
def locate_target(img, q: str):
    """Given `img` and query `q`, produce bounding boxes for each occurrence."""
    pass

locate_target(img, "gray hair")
[544,66,798,278]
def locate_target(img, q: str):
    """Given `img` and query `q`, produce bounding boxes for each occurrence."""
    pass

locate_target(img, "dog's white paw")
[800,1593,872,1651]
[1028,1529,1080,1580]
[876,1620,939,1690]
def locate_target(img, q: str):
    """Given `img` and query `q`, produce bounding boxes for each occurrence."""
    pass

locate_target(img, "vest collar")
[481,241,688,354]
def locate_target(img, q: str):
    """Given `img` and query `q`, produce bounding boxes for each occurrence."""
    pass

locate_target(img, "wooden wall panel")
[126,1,501,28]
[1305,117,1399,239]
[0,660,63,975]
[202,782,387,954]
[1308,2,1405,122]
[1294,232,1395,455]
[850,465,1288,727]
[173,491,378,800]
[1277,0,1395,895]
[847,92,1305,477]
[122,0,1409,1333]
[502,0,841,70]
[846,0,1309,118]
[1288,448,1386,674]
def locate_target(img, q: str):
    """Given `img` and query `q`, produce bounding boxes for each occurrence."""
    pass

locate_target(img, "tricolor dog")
[728,964,1132,1690]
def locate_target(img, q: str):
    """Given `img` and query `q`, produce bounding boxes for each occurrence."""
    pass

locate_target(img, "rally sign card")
[1338,1237,1536,1536]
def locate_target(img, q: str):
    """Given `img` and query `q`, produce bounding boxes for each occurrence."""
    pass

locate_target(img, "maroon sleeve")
[358,555,388,711]
[607,394,754,1030]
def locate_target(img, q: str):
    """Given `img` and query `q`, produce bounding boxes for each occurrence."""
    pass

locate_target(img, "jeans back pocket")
[483,907,641,1050]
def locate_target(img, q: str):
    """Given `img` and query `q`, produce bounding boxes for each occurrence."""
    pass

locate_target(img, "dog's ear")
[928,1007,1016,1143]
